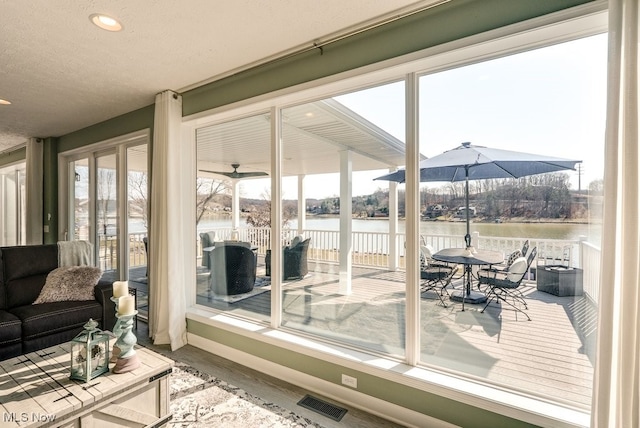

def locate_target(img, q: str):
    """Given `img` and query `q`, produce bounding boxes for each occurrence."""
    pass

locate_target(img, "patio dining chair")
[480,248,522,275]
[478,247,537,320]
[420,246,459,307]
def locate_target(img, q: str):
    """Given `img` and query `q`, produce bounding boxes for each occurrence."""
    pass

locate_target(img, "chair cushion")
[11,301,103,342]
[506,250,522,268]
[421,266,452,281]
[507,257,528,282]
[290,235,304,248]
[420,245,435,270]
[33,266,102,304]
[200,231,218,247]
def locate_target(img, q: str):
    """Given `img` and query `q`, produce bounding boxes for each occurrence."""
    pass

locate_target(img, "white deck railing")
[581,241,601,305]
[120,226,600,303]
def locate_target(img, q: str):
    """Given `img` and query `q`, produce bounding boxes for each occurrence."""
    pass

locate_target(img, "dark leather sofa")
[0,244,115,361]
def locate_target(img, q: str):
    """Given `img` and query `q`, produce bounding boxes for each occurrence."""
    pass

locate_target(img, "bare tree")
[245,189,294,228]
[97,168,116,236]
[128,171,148,228]
[196,177,230,225]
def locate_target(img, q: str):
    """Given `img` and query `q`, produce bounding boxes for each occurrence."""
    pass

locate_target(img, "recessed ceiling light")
[89,13,123,32]
[0,99,11,105]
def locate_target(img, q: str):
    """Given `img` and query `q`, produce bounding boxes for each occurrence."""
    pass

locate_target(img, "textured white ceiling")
[0,0,433,153]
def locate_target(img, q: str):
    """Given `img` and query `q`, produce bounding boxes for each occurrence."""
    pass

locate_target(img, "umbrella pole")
[465,167,471,248]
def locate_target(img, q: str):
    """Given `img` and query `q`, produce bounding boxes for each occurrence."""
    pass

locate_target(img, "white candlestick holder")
[109,296,124,362]
[112,311,140,374]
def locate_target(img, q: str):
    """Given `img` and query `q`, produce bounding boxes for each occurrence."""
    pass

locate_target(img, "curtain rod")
[178,0,451,93]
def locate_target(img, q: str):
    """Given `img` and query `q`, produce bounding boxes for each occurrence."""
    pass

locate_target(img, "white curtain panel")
[592,1,640,426]
[149,90,187,350]
[25,137,43,244]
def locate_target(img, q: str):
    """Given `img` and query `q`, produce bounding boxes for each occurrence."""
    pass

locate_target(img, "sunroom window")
[191,26,606,415]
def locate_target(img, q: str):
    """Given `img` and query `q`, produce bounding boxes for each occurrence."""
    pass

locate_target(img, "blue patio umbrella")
[375,142,581,248]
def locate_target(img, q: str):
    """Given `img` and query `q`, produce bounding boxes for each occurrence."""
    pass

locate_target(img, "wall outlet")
[43,225,49,233]
[341,374,357,388]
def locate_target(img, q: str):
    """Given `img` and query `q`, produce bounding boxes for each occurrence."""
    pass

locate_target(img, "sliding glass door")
[62,134,149,294]
[70,158,90,241]
[96,152,118,272]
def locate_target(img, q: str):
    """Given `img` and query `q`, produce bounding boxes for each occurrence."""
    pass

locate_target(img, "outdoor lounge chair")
[420,245,459,307]
[209,242,257,296]
[265,236,311,280]
[478,247,537,320]
[199,231,220,268]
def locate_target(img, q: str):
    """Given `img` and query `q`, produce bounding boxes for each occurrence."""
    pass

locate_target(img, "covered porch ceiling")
[196,98,416,179]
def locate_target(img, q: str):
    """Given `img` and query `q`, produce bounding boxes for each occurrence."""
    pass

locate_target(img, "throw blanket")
[58,240,93,267]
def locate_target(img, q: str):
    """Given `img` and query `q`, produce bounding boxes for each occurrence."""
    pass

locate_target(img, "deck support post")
[339,150,352,294]
[231,180,240,231]
[298,175,306,236]
[389,176,399,271]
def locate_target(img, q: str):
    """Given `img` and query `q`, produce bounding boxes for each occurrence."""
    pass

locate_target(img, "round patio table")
[432,247,504,311]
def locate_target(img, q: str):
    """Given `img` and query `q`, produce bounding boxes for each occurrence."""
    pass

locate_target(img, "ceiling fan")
[199,163,268,179]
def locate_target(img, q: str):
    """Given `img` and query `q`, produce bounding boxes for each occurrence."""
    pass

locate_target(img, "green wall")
[183,0,592,116]
[0,146,26,167]
[188,319,538,427]
[56,105,154,153]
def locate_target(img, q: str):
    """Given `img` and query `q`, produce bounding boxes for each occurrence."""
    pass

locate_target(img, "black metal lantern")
[70,319,110,382]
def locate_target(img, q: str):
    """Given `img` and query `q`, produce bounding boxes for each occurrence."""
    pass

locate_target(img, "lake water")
[192,216,602,246]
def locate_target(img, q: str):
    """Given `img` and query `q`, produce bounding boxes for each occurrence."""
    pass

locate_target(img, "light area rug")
[169,361,326,427]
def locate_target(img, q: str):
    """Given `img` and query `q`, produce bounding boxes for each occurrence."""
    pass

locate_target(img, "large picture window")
[195,113,272,323]
[416,33,605,405]
[190,28,606,415]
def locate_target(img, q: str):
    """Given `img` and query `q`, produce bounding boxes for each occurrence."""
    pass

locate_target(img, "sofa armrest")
[95,280,117,333]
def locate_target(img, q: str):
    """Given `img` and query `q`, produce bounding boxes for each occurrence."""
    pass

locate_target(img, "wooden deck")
[195,258,596,408]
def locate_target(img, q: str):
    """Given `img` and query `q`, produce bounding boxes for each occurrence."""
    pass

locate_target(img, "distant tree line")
[188,172,602,226]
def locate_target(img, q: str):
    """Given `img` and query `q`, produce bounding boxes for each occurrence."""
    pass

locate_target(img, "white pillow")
[420,245,434,259]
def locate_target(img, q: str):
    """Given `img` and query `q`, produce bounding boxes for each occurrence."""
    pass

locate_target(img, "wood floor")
[135,322,404,428]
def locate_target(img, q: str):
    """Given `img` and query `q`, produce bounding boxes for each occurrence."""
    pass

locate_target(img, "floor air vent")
[297,394,348,421]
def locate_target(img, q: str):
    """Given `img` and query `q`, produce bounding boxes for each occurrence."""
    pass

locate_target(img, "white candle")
[118,295,135,316]
[113,281,128,298]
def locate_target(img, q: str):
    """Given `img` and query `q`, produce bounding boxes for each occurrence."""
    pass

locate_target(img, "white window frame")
[58,130,149,272]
